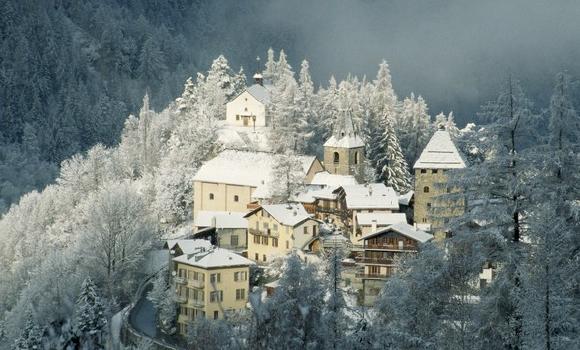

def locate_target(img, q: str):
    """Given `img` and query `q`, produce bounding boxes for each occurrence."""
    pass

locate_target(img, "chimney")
[371,219,377,232]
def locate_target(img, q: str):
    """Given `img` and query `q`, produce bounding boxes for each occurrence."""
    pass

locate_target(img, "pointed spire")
[333,108,358,139]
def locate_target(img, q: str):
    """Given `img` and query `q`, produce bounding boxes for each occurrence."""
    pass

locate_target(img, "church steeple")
[323,109,365,180]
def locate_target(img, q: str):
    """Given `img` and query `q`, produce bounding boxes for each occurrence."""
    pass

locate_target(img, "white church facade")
[225,74,271,128]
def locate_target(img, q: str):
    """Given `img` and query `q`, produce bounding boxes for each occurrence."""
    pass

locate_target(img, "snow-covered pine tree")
[147,273,176,334]
[371,60,398,120]
[75,277,107,348]
[318,76,340,142]
[297,59,320,155]
[323,248,348,350]
[372,117,411,193]
[14,308,44,350]
[395,93,432,166]
[263,47,277,84]
[268,150,305,204]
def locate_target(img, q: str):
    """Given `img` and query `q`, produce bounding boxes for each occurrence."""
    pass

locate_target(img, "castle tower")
[323,109,365,180]
[413,125,466,238]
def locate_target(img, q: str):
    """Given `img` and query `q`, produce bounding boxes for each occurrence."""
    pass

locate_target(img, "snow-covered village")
[0,1,579,350]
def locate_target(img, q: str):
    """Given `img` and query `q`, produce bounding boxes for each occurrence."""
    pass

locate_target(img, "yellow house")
[413,126,466,238]
[172,247,254,335]
[225,76,270,127]
[245,203,321,263]
[192,150,323,218]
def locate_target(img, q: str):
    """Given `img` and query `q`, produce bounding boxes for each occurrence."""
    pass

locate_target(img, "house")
[245,203,321,263]
[164,239,214,271]
[413,125,466,238]
[194,211,248,251]
[225,74,271,128]
[333,183,400,240]
[323,109,366,182]
[358,223,432,305]
[172,247,254,335]
[355,212,407,237]
[192,150,323,217]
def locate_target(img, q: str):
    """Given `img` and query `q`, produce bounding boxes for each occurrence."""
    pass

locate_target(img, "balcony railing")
[174,276,186,285]
[175,294,187,303]
[317,207,341,214]
[188,279,205,289]
[355,273,391,280]
[189,299,205,308]
[357,257,395,265]
[365,243,417,251]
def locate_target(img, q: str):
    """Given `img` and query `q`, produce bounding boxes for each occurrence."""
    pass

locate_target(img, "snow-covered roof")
[173,247,254,269]
[337,183,399,210]
[323,135,365,148]
[398,191,414,206]
[356,212,407,226]
[246,203,314,227]
[324,109,365,148]
[246,84,271,104]
[360,223,433,243]
[193,150,317,198]
[194,211,248,229]
[293,187,337,203]
[311,171,358,187]
[164,239,213,255]
[413,130,466,169]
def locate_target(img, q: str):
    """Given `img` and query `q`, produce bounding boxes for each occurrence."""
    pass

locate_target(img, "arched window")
[234,195,239,202]
[423,186,430,193]
[209,193,215,200]
[333,152,340,164]
[354,152,359,164]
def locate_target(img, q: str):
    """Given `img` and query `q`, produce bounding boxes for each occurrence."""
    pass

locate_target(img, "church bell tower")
[323,109,365,180]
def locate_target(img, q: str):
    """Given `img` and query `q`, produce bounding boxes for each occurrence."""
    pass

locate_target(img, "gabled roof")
[413,130,466,169]
[356,212,407,226]
[194,211,248,229]
[359,223,433,243]
[193,150,317,197]
[246,84,271,104]
[398,191,414,206]
[245,203,315,227]
[173,247,254,269]
[164,239,213,255]
[336,183,399,210]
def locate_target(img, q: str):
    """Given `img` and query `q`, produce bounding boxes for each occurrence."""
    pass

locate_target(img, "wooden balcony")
[188,299,205,308]
[174,276,186,285]
[175,294,187,303]
[188,279,205,289]
[357,257,395,265]
[364,243,417,251]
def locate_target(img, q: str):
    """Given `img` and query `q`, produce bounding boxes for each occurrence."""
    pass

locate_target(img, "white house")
[225,76,271,128]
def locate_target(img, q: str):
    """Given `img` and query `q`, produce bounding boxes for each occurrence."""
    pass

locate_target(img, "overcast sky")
[255,0,580,124]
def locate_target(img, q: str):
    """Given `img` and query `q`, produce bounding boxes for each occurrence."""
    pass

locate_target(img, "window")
[234,195,239,202]
[354,152,359,164]
[304,226,309,235]
[432,169,438,174]
[262,254,266,262]
[245,98,248,101]
[427,202,432,208]
[234,271,247,281]
[255,253,259,261]
[420,169,427,174]
[231,235,239,246]
[286,241,289,249]
[398,240,404,250]
[236,115,240,120]
[209,193,215,200]
[210,273,221,284]
[214,311,219,320]
[423,186,430,193]
[333,152,340,164]
[244,107,248,111]
[272,238,278,247]
[236,288,246,300]
[253,235,260,244]
[313,225,317,236]
[210,291,223,303]
[369,266,380,275]
[273,224,278,232]
[422,218,428,223]
[262,236,269,245]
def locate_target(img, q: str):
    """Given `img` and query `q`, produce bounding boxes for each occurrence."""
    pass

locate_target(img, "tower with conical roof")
[323,109,365,180]
[413,125,466,237]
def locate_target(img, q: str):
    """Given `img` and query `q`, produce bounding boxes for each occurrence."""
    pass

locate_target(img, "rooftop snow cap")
[413,129,466,169]
[253,73,264,86]
[324,109,364,148]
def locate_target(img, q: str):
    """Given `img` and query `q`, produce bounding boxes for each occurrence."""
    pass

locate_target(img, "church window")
[234,195,239,202]
[236,115,240,120]
[244,107,248,111]
[333,152,340,164]
[423,186,430,193]
[209,193,215,200]
[354,152,359,164]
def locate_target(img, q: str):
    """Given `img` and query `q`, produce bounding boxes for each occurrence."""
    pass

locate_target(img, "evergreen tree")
[269,151,305,203]
[75,277,107,348]
[14,308,43,350]
[372,117,412,193]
